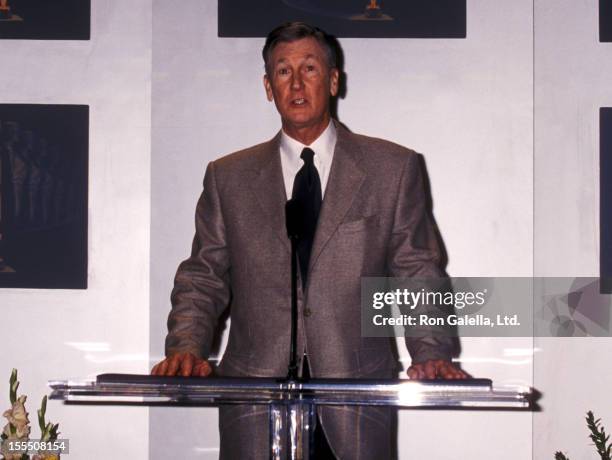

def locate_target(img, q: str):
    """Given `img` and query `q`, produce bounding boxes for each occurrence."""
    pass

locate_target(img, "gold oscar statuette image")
[0,0,11,20]
[365,0,382,18]
[0,0,22,22]
[350,0,391,21]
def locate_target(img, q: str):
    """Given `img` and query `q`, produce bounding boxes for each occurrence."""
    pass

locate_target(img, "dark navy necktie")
[291,147,322,289]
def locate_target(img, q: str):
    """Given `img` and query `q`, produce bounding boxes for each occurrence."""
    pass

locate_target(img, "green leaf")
[38,408,45,432]
[9,375,18,405]
[40,395,47,415]
[50,423,60,440]
[584,411,612,460]
[38,395,47,431]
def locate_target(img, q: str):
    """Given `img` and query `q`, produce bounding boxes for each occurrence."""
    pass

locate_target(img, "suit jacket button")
[304,308,312,317]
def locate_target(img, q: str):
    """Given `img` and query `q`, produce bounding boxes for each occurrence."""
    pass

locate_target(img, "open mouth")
[292,98,306,106]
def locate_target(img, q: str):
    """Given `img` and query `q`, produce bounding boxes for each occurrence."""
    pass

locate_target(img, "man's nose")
[291,73,303,90]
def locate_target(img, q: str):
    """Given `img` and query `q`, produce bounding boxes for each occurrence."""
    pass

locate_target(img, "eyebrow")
[274,54,319,66]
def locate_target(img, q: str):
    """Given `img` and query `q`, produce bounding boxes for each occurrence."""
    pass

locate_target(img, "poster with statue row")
[0,104,88,289]
[0,0,89,40]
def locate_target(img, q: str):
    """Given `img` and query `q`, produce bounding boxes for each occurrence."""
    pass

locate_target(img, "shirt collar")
[280,120,337,168]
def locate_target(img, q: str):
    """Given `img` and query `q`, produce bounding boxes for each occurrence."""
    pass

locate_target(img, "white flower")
[2,394,31,440]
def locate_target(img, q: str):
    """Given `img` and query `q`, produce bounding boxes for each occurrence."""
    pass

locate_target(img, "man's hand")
[407,359,469,380]
[151,352,212,377]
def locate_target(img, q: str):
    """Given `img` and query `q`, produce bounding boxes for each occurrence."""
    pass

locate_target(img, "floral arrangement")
[1,370,60,460]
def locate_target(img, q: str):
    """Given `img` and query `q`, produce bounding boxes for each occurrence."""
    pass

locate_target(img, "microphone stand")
[285,200,314,459]
[285,199,302,382]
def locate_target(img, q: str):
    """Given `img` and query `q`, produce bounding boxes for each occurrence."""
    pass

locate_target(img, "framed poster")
[0,0,90,40]
[601,0,612,42]
[0,104,88,289]
[218,0,466,38]
[602,108,612,293]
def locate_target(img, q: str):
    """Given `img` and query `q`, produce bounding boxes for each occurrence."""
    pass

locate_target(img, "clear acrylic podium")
[49,374,532,459]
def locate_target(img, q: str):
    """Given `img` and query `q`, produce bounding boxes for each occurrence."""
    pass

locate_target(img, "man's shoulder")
[212,141,272,167]
[210,137,277,174]
[342,128,419,166]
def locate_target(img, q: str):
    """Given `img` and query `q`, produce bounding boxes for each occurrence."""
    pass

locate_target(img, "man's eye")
[306,65,315,72]
[278,68,289,75]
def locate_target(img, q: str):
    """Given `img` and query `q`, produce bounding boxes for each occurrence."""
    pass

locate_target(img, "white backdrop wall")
[0,1,151,458]
[533,1,612,459]
[2,0,608,458]
[150,0,533,458]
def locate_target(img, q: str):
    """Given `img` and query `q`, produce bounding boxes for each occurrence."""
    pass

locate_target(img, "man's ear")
[263,74,274,102]
[329,68,340,97]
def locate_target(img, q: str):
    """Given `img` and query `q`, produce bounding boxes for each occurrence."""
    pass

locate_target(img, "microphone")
[285,199,303,381]
[285,198,305,240]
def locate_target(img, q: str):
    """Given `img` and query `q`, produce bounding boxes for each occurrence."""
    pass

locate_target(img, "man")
[152,22,467,459]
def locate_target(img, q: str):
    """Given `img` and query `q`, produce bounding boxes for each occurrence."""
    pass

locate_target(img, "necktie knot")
[301,147,315,165]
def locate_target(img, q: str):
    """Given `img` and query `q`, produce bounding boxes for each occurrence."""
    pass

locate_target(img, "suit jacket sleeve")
[386,153,454,364]
[165,161,231,359]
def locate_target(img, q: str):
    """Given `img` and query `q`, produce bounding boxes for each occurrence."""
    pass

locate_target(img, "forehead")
[270,37,327,64]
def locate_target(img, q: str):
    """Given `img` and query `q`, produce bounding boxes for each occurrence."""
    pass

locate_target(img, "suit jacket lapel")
[309,123,366,274]
[248,124,367,265]
[249,132,291,252]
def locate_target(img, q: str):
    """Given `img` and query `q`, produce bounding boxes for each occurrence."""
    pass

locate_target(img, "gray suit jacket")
[165,120,453,458]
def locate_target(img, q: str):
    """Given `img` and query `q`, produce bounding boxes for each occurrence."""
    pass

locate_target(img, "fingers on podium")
[407,360,470,380]
[424,360,437,379]
[167,354,183,375]
[407,365,426,380]
[438,360,469,379]
[193,360,212,377]
[152,357,171,375]
[150,352,211,377]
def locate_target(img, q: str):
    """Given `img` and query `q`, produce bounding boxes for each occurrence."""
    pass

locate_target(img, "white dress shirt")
[279,120,337,199]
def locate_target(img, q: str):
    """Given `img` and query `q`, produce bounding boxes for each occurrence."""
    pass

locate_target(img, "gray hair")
[262,22,337,75]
